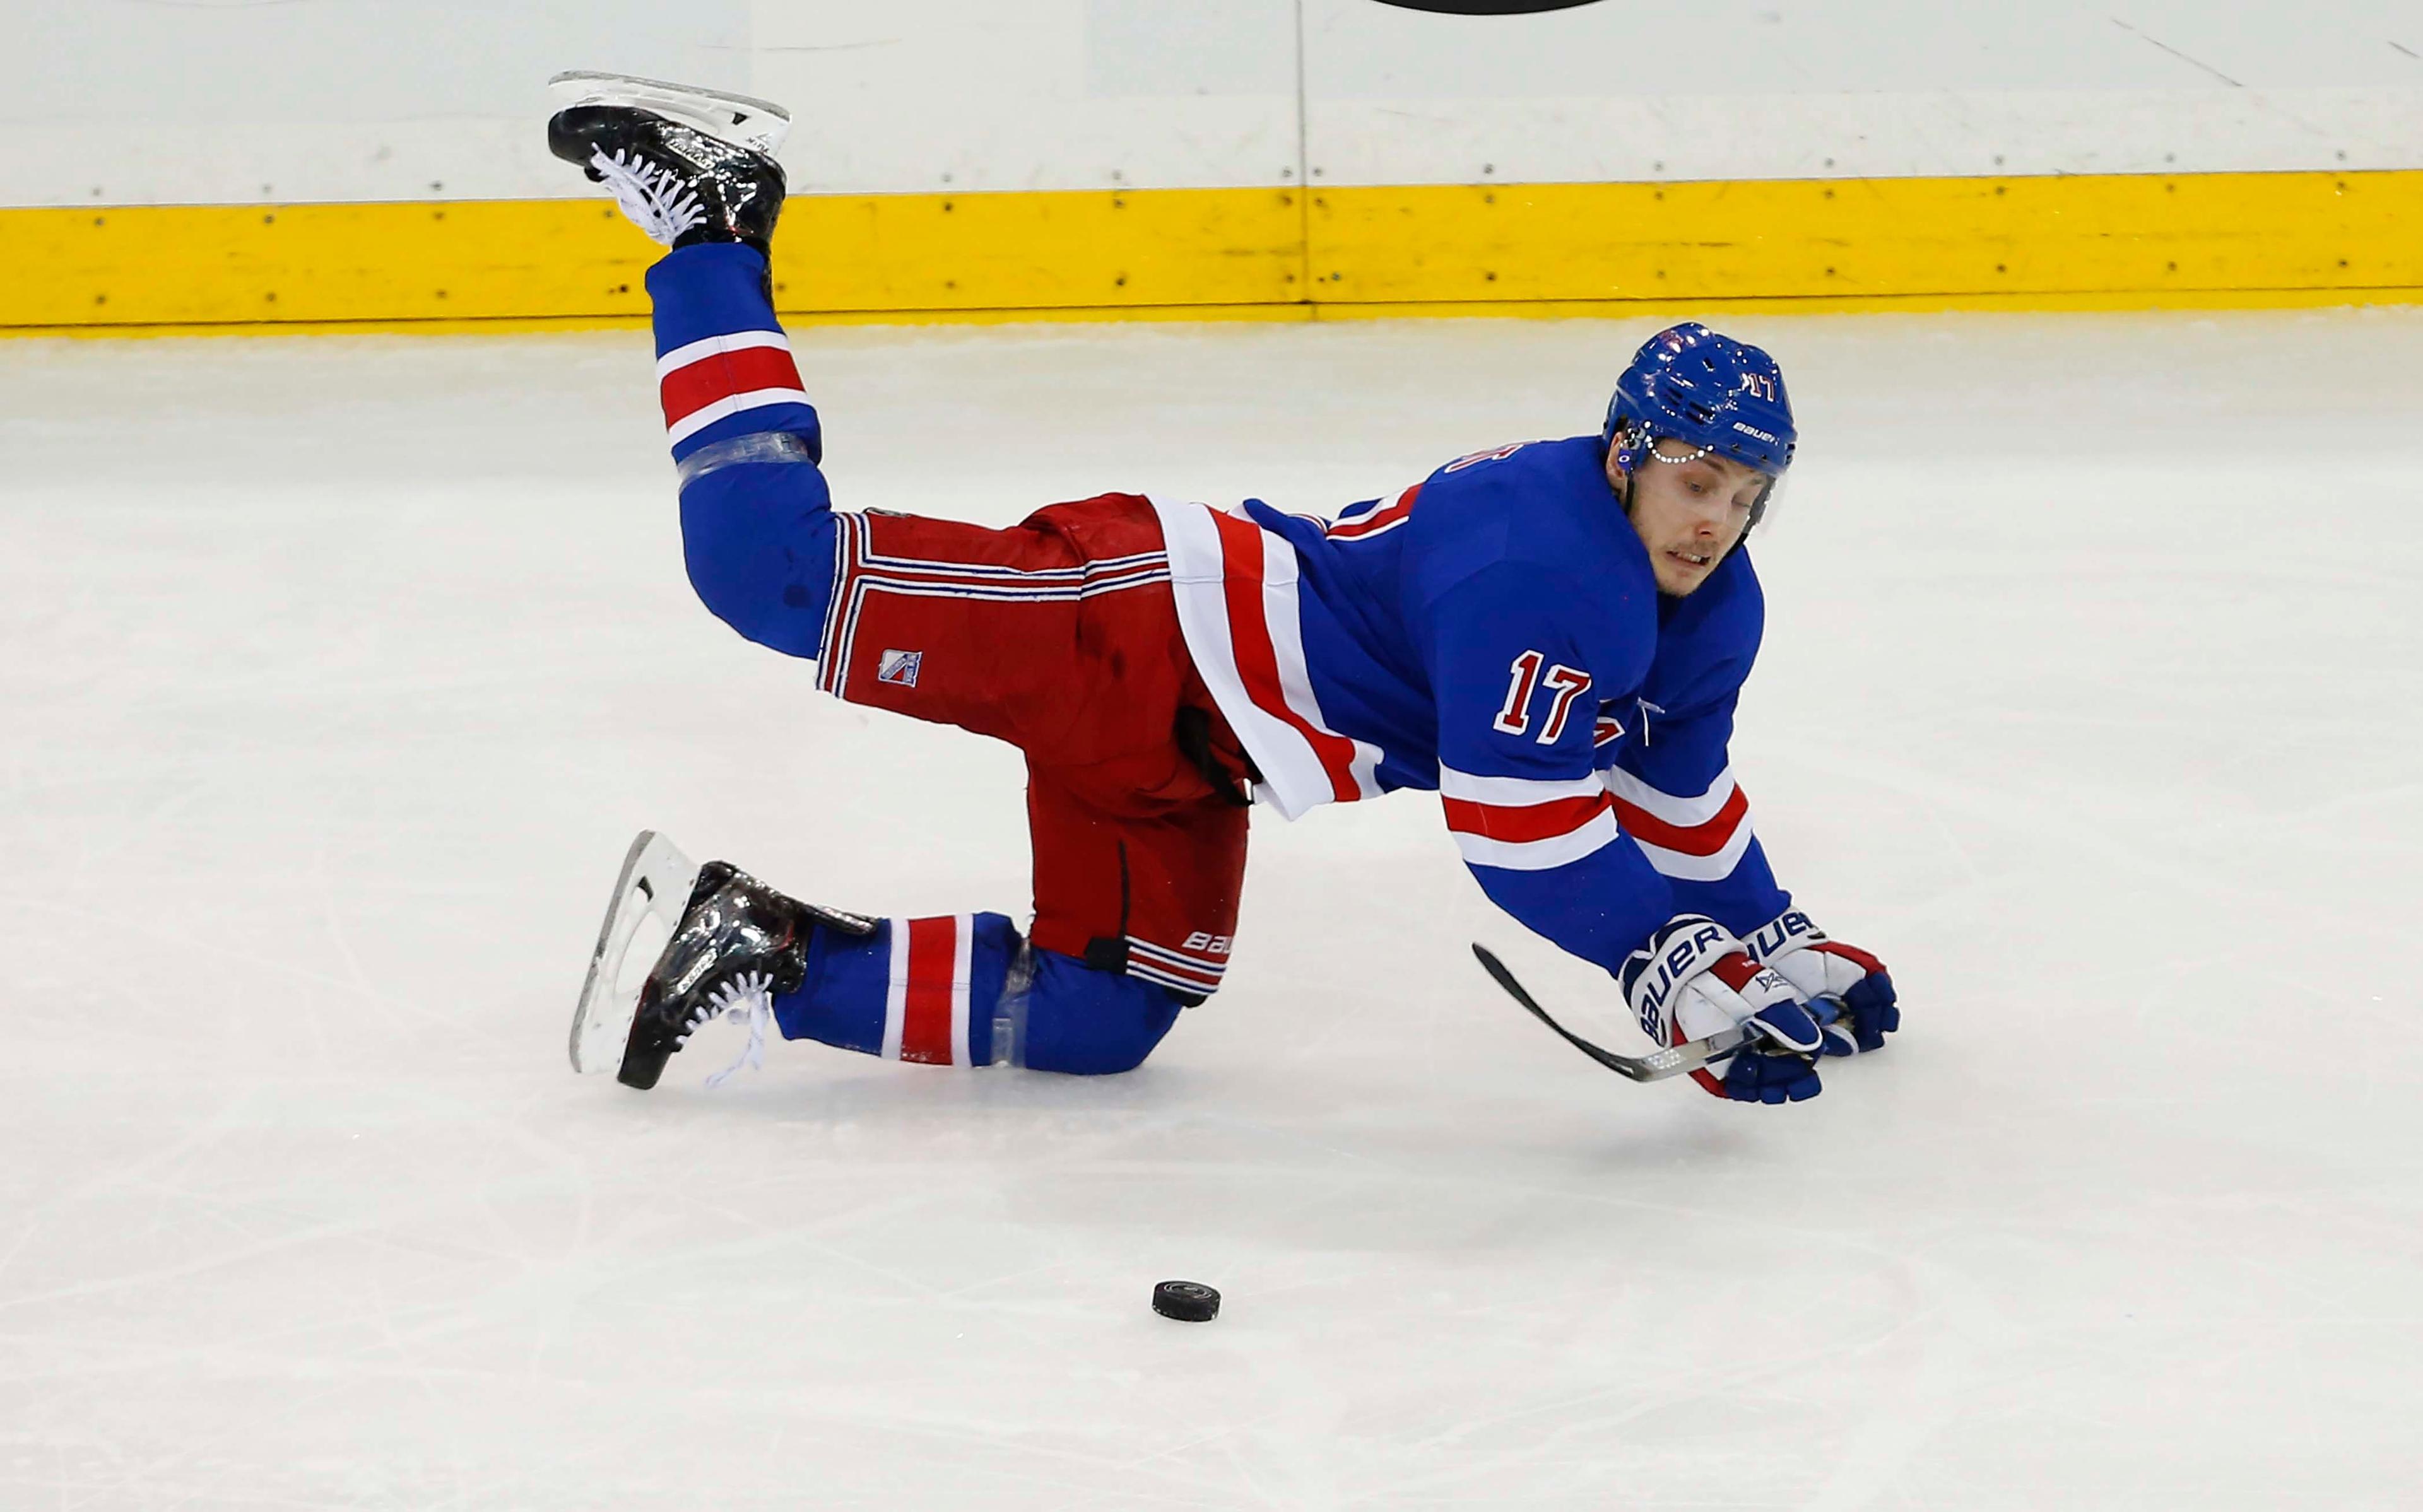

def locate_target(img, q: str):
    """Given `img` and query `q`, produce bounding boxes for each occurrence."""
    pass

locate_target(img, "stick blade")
[1470,943,1537,1010]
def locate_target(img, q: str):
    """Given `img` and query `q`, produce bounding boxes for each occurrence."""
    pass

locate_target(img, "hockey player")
[548,75,1899,1105]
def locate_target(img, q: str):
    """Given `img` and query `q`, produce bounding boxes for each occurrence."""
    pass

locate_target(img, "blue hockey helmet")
[1602,323,1796,487]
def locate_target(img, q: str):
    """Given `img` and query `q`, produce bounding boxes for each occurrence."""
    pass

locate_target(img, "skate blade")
[569,829,702,1074]
[546,71,791,157]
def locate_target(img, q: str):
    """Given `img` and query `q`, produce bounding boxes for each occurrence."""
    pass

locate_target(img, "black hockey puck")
[1152,1280,1220,1322]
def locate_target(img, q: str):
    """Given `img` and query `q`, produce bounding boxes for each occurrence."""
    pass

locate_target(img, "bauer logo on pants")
[877,650,923,688]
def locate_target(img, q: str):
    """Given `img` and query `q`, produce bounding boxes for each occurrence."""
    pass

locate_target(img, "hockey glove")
[1747,909,1898,1057]
[1620,915,1825,1104]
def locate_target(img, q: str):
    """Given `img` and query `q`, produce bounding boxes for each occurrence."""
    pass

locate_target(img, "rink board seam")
[5,170,2420,332]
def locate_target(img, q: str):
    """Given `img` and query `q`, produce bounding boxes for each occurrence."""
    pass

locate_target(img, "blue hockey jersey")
[1149,436,1790,975]
[643,244,1788,983]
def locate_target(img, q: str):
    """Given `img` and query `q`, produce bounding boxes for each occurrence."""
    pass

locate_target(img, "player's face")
[1608,438,1770,595]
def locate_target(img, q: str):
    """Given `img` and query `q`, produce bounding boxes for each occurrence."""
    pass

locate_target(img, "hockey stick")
[1471,942,1762,1083]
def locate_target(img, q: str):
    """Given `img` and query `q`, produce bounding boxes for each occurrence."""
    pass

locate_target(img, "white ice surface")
[3,309,2420,1510]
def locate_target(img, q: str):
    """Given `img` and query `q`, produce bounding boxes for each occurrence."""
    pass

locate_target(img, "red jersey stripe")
[1442,792,1613,844]
[899,915,958,1065]
[1612,783,1750,857]
[1329,484,1421,539]
[1209,510,1364,804]
[660,345,806,430]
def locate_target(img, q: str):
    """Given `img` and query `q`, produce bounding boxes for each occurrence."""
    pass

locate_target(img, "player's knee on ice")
[1018,949,1184,1074]
[770,915,1187,1074]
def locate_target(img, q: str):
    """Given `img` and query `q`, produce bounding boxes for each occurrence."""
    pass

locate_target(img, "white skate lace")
[702,969,774,1089]
[588,146,707,247]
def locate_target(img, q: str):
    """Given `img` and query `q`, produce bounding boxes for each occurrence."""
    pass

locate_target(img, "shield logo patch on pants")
[877,649,923,687]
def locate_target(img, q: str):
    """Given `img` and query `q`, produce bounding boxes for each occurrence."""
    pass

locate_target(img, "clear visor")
[1747,468,1791,534]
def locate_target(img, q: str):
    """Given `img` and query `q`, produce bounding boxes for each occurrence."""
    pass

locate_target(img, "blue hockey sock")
[647,243,824,466]
[773,917,1186,1074]
[646,242,838,655]
[775,913,1018,1066]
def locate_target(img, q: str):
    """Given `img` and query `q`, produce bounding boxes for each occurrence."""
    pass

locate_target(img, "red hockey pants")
[811,492,1251,1002]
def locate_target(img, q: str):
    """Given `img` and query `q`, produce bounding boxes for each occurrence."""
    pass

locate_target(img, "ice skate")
[545,71,791,253]
[617,860,877,1091]
[570,829,702,1075]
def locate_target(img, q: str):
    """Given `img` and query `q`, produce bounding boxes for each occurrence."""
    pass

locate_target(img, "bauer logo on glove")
[1620,915,1826,1103]
[1746,909,1899,1057]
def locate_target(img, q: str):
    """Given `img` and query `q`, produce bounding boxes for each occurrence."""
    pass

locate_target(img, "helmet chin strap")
[1614,424,1716,476]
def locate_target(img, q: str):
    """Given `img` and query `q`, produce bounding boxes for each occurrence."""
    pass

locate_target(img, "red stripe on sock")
[899,915,958,1065]
[660,344,805,430]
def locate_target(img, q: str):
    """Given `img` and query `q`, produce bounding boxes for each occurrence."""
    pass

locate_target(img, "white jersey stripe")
[1151,500,1297,809]
[1629,819,1758,882]
[1453,810,1623,872]
[1261,552,1383,802]
[1601,765,1738,826]
[1438,765,1606,807]
[1149,496,1377,822]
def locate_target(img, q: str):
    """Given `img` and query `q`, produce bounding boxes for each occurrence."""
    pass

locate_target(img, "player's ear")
[1603,430,1634,507]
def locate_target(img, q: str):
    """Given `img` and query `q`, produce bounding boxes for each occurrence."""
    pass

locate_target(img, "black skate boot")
[545,72,790,256]
[620,861,876,1090]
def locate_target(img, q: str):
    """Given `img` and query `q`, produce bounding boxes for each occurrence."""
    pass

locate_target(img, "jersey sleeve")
[1425,568,1677,974]
[1603,685,1791,935]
